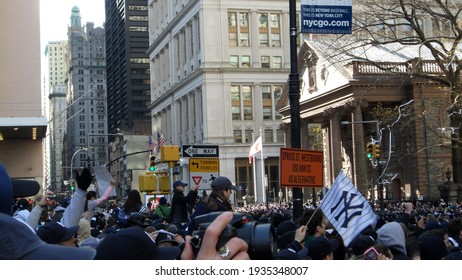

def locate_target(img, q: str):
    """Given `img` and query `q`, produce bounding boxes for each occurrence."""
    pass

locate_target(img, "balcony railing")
[352,59,444,78]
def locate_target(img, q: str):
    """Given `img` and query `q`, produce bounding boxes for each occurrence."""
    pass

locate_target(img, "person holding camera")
[187,176,239,234]
[181,211,250,260]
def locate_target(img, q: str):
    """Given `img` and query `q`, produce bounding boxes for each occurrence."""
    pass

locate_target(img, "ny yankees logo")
[330,190,364,228]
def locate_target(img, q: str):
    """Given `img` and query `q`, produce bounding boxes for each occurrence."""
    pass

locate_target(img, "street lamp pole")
[70,147,88,180]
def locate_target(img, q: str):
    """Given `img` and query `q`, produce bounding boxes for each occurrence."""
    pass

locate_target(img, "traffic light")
[372,144,381,159]
[149,156,156,172]
[366,143,373,159]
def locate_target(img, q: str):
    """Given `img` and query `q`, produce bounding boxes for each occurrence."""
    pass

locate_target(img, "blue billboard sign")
[301,0,352,34]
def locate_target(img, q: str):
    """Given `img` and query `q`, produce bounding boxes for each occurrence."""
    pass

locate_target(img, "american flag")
[157,131,166,149]
[147,135,156,152]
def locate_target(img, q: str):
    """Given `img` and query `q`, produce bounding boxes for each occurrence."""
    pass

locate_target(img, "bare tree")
[313,0,462,184]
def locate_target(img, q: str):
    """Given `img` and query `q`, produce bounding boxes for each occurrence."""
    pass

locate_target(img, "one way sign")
[182,145,219,157]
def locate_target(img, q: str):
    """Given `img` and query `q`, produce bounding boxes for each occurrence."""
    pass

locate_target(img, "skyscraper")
[45,41,69,192]
[105,0,151,135]
[65,6,108,175]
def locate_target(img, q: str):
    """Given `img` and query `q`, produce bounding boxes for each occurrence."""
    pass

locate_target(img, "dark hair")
[16,198,29,210]
[86,191,97,200]
[203,189,232,211]
[330,234,347,260]
[448,217,462,238]
[124,190,142,212]
[375,244,393,259]
[84,191,98,211]
[297,208,324,236]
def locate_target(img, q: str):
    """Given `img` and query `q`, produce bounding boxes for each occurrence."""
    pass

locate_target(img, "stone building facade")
[278,40,457,202]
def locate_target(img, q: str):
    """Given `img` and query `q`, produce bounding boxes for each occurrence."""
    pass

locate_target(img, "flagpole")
[251,133,257,204]
[252,154,257,204]
[260,128,266,205]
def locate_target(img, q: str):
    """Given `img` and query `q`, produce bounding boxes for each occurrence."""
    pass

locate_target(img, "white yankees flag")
[319,170,376,246]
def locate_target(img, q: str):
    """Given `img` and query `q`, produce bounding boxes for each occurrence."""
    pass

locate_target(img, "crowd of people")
[1,161,462,260]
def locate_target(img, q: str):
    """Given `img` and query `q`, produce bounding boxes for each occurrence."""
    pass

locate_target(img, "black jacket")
[169,189,197,227]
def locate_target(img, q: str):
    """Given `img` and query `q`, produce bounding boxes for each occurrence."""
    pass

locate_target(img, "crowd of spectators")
[2,161,462,260]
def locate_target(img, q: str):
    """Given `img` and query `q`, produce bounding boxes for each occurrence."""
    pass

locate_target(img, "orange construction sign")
[280,148,323,188]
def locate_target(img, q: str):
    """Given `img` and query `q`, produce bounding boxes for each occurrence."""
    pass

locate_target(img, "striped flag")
[147,135,156,152]
[157,131,166,149]
[319,170,376,246]
[248,136,262,164]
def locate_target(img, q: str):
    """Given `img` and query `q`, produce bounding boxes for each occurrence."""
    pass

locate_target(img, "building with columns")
[278,40,456,202]
[146,0,301,203]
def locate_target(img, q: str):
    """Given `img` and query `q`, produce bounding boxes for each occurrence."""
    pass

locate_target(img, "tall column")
[281,11,291,68]
[194,87,203,143]
[350,100,368,195]
[250,10,260,68]
[328,108,342,181]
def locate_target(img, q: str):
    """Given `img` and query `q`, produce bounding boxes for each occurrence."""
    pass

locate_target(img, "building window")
[276,129,285,142]
[262,85,272,120]
[231,86,241,120]
[230,55,239,68]
[235,159,253,201]
[233,129,243,143]
[274,85,283,119]
[259,13,269,46]
[270,14,281,47]
[234,157,281,202]
[261,85,283,120]
[245,129,253,143]
[261,56,270,68]
[265,129,273,143]
[241,56,250,68]
[259,13,281,47]
[273,56,282,68]
[228,11,250,47]
[231,85,253,121]
[243,85,253,120]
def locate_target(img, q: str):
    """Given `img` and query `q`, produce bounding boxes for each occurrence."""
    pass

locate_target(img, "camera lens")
[235,222,277,260]
[193,212,278,260]
[252,223,277,259]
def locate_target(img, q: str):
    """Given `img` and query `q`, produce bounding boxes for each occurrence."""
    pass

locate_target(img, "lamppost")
[70,148,88,190]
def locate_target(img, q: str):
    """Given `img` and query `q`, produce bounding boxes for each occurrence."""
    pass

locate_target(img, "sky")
[39,0,105,55]
[39,0,106,93]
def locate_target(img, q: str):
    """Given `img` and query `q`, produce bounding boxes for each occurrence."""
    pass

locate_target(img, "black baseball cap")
[211,176,240,191]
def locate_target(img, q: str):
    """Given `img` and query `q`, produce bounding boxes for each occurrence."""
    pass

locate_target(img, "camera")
[190,211,277,260]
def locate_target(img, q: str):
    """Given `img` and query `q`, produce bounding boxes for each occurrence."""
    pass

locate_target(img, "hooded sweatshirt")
[377,221,407,256]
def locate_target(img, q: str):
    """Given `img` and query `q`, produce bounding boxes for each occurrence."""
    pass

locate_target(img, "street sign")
[301,0,352,34]
[182,145,219,158]
[280,148,323,188]
[189,158,219,189]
